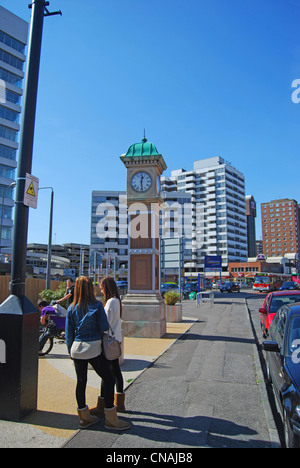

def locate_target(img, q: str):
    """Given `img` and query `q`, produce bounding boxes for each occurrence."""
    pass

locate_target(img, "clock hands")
[131,172,152,192]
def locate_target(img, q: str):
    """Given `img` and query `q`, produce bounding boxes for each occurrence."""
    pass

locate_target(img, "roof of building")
[124,137,160,157]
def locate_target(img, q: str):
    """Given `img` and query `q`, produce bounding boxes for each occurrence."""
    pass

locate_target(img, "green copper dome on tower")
[124,136,160,157]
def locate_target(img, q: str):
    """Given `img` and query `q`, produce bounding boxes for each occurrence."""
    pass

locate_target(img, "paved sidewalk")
[0,310,195,448]
[64,295,280,448]
[0,295,281,448]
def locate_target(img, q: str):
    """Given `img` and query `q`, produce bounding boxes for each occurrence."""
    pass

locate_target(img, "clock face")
[131,171,152,193]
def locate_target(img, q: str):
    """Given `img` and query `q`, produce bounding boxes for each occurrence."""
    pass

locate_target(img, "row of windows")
[0,105,19,123]
[0,67,23,88]
[0,226,11,240]
[231,267,259,272]
[5,89,21,105]
[0,184,14,198]
[0,31,25,54]
[0,144,17,161]
[262,202,293,208]
[0,48,24,71]
[0,206,12,219]
[0,165,15,179]
[0,124,18,142]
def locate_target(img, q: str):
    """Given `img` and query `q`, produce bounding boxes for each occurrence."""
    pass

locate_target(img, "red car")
[259,290,300,337]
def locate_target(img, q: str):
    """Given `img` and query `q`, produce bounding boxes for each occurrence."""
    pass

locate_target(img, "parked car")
[259,290,300,338]
[183,282,198,293]
[263,303,300,448]
[280,281,300,291]
[116,281,128,293]
[219,282,240,293]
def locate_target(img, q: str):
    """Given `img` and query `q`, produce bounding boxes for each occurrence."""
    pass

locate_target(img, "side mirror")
[263,341,280,353]
[259,307,267,315]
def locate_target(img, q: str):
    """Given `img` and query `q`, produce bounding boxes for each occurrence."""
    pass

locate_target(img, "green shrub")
[164,291,180,305]
[39,281,66,306]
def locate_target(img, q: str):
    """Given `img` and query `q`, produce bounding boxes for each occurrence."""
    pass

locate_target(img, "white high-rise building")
[0,6,28,250]
[90,156,247,278]
[161,156,248,271]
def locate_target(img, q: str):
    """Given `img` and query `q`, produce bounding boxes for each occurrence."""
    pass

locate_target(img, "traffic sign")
[23,173,39,208]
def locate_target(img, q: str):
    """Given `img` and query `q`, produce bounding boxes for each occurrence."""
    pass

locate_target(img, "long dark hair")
[71,276,96,314]
[100,276,122,318]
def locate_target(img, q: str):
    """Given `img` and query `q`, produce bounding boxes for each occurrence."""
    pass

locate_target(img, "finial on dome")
[142,129,147,143]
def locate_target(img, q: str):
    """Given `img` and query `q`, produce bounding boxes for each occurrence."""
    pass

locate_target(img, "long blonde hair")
[71,276,96,314]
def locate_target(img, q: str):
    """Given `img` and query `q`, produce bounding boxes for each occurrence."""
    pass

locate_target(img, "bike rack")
[196,291,215,308]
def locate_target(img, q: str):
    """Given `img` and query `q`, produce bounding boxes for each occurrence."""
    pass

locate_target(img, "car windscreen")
[270,295,300,313]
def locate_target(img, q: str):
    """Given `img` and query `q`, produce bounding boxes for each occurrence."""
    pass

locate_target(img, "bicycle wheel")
[39,337,54,356]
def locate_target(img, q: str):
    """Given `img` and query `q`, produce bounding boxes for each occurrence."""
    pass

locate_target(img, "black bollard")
[0,295,39,421]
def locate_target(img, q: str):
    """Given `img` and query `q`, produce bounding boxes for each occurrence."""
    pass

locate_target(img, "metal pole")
[47,188,54,289]
[0,1,61,422]
[10,1,61,297]
[11,1,42,296]
[39,187,54,289]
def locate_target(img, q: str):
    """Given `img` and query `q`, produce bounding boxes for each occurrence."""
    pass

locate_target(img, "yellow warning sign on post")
[26,182,36,197]
[23,173,39,208]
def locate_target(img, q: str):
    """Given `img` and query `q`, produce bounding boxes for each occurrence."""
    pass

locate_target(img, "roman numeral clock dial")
[131,171,152,193]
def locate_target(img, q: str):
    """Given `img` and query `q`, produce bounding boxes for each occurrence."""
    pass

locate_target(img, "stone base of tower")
[121,293,166,338]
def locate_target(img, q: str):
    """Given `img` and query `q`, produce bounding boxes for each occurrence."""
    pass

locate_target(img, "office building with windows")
[0,6,28,250]
[161,156,248,271]
[90,190,194,279]
[91,156,247,278]
[261,198,300,265]
[91,191,128,279]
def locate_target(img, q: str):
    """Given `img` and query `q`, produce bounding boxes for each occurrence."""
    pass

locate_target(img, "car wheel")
[284,409,300,448]
[265,357,272,383]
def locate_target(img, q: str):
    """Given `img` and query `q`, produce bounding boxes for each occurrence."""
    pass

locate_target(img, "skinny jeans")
[101,358,124,396]
[73,354,115,409]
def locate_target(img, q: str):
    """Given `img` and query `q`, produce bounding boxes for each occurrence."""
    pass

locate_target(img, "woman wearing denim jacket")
[65,276,130,431]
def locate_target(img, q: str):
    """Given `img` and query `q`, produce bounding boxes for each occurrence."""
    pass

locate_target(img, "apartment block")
[261,198,300,260]
[0,6,28,250]
[161,156,248,270]
[90,190,194,278]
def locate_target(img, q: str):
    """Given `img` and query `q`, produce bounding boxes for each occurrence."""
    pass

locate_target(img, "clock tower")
[120,136,167,338]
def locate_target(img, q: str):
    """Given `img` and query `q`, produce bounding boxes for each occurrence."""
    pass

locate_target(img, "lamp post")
[39,186,53,289]
[0,1,61,422]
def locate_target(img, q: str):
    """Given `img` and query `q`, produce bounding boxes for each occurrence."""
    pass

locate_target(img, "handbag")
[102,326,122,361]
[70,339,102,360]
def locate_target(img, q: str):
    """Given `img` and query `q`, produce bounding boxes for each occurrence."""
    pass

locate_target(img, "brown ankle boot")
[104,406,131,431]
[77,406,99,429]
[114,392,126,412]
[90,396,105,416]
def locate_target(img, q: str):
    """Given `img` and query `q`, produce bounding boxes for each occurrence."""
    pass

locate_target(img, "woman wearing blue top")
[65,276,130,431]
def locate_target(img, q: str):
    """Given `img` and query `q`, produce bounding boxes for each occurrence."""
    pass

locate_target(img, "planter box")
[166,303,182,323]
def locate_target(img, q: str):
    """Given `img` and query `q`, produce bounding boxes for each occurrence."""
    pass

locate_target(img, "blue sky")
[2,0,300,245]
